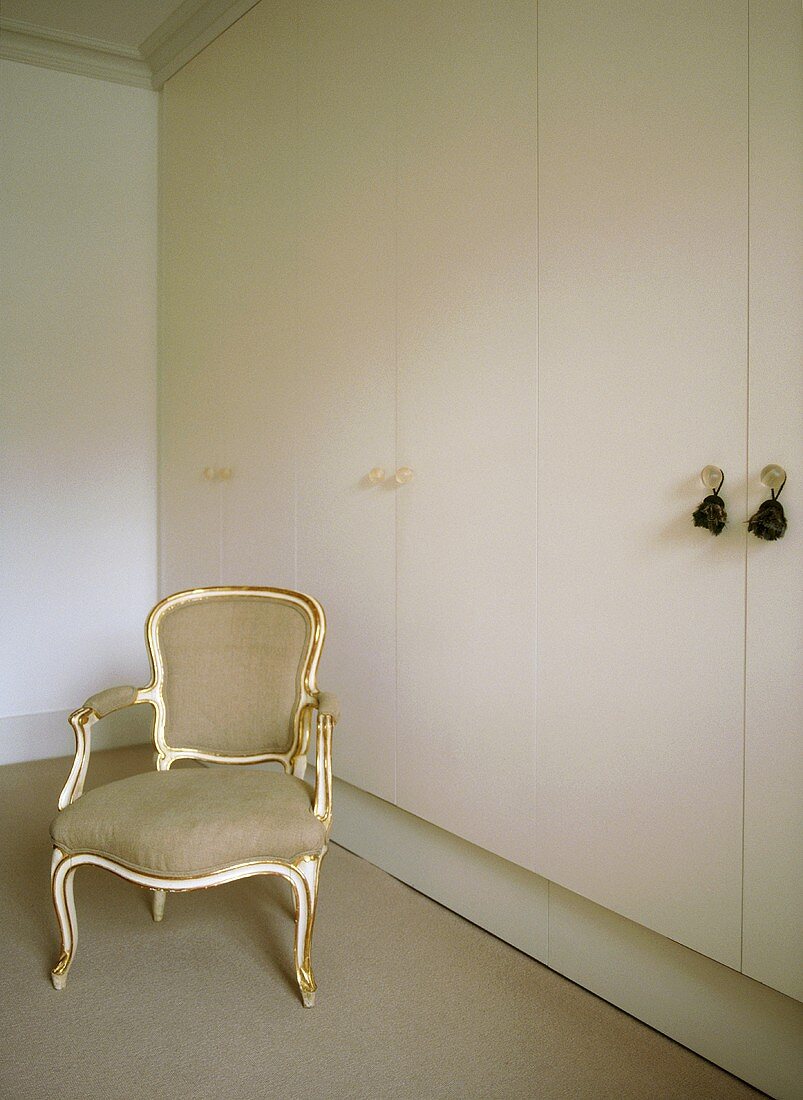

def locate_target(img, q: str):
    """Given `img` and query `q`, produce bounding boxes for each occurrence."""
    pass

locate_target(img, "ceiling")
[0,1,187,51]
[0,0,259,88]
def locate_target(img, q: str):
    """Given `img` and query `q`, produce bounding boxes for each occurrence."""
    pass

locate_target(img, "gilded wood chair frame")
[50,586,339,1007]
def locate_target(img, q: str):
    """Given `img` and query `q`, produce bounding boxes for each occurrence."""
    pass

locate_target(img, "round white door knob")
[368,467,386,485]
[760,464,786,491]
[219,467,233,480]
[395,466,414,485]
[700,465,724,491]
[203,467,217,481]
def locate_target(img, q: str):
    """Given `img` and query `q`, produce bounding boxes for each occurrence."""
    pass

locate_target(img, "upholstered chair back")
[148,589,323,763]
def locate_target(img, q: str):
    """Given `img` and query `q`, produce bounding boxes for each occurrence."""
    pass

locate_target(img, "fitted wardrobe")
[159,0,801,1023]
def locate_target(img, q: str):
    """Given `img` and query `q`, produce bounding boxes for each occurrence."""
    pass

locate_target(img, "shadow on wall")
[89,706,155,755]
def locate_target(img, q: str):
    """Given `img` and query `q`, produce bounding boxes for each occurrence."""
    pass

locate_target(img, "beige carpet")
[0,745,761,1100]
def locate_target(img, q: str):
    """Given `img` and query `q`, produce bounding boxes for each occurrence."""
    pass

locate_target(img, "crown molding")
[0,19,153,89]
[0,0,261,92]
[140,0,261,89]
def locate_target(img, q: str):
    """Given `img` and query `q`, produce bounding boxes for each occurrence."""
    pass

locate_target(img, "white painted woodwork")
[394,1,538,869]
[159,1,298,594]
[140,1,267,90]
[742,0,803,1003]
[535,1,748,966]
[0,22,153,88]
[329,771,803,1100]
[0,1,182,48]
[547,881,803,1100]
[212,5,297,590]
[295,1,397,801]
[0,61,157,729]
[0,1,263,90]
[0,708,152,766]
[159,63,223,594]
[329,771,550,966]
[156,0,801,1000]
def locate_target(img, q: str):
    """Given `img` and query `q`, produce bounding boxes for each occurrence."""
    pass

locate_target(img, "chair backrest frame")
[140,587,325,775]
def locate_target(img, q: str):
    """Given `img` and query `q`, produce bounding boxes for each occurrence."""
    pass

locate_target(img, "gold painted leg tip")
[301,991,315,1008]
[51,953,71,989]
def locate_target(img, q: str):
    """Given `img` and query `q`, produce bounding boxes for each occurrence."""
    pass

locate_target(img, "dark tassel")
[693,494,727,536]
[748,497,787,541]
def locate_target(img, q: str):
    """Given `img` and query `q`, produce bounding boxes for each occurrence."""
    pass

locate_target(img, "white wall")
[0,60,158,763]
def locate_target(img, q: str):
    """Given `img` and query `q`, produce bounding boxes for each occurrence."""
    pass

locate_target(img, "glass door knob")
[700,465,724,490]
[760,465,786,491]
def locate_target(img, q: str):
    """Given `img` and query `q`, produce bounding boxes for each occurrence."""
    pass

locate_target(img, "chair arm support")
[315,692,341,724]
[57,708,97,810]
[57,686,145,810]
[312,709,336,828]
[84,685,139,718]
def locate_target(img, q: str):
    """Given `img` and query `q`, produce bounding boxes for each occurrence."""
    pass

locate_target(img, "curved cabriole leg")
[51,852,77,990]
[291,858,320,1007]
[151,889,166,922]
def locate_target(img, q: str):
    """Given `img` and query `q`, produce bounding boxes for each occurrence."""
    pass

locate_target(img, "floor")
[0,745,762,1099]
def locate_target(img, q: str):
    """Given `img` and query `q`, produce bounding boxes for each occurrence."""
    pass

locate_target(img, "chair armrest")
[57,686,145,810]
[84,685,139,718]
[312,693,340,827]
[315,692,341,724]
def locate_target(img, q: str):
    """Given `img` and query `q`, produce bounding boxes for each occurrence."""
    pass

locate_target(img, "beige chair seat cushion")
[50,768,326,876]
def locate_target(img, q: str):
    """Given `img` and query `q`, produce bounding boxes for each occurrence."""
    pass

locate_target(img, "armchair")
[48,586,340,1007]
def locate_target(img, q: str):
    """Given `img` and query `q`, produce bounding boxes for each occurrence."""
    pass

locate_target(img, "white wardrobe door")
[159,1,300,594]
[207,3,298,590]
[536,1,748,966]
[743,0,803,1002]
[159,64,225,594]
[295,0,398,801]
[395,1,538,868]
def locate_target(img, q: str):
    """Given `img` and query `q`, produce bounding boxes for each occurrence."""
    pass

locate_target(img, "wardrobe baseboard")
[0,708,152,766]
[328,772,803,1100]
